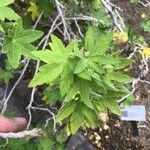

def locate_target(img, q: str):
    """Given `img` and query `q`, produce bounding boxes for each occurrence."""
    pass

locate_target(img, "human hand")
[0,115,27,133]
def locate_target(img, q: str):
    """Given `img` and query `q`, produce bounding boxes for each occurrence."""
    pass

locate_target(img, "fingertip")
[13,117,27,132]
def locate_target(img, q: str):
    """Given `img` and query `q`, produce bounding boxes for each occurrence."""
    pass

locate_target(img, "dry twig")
[0,128,45,139]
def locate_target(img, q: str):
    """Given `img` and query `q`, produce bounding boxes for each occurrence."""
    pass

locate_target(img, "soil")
[85,115,142,150]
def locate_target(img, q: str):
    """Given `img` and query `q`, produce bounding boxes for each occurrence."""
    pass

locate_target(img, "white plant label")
[120,105,146,121]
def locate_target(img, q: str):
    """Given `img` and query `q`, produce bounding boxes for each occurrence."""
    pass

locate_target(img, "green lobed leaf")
[32,40,78,64]
[60,63,74,96]
[3,28,43,68]
[93,32,112,55]
[82,104,98,127]
[79,80,93,109]
[85,27,94,52]
[31,50,65,63]
[64,40,78,58]
[11,29,43,43]
[89,55,120,65]
[6,42,21,69]
[56,101,77,123]
[107,90,128,99]
[60,78,72,97]
[50,34,65,57]
[43,86,61,105]
[88,61,105,74]
[0,6,20,21]
[73,47,84,58]
[70,105,84,134]
[90,80,107,95]
[90,71,101,81]
[115,58,134,69]
[103,99,121,115]
[92,100,107,112]
[66,81,80,101]
[29,63,64,87]
[103,75,116,90]
[0,0,15,7]
[77,69,92,81]
[0,25,4,32]
[109,72,132,82]
[74,58,88,74]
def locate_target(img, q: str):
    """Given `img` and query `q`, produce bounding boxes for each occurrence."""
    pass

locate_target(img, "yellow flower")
[113,31,128,45]
[27,1,40,21]
[139,47,150,57]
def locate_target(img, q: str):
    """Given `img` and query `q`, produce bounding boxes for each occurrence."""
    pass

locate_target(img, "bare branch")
[55,0,71,41]
[0,128,45,139]
[1,59,29,114]
[66,15,104,24]
[139,0,150,7]
[101,0,125,31]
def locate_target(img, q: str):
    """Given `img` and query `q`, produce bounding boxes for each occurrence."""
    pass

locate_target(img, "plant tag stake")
[120,105,146,121]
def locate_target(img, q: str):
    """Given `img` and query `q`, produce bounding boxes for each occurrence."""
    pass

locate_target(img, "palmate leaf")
[109,72,132,82]
[31,40,77,64]
[66,81,80,101]
[0,0,20,31]
[60,62,74,96]
[50,34,65,56]
[66,79,93,109]
[0,0,15,7]
[77,69,92,81]
[92,100,107,112]
[85,27,112,56]
[93,32,112,55]
[50,35,78,59]
[0,7,20,21]
[0,0,20,32]
[94,99,121,116]
[102,99,121,115]
[56,101,77,123]
[103,75,116,90]
[89,55,120,65]
[74,58,88,74]
[31,50,65,63]
[29,63,64,87]
[82,103,99,127]
[70,105,84,134]
[3,27,43,68]
[28,30,133,135]
[79,80,93,109]
[30,35,78,88]
[32,37,77,63]
[0,25,4,32]
[85,27,94,52]
[115,58,134,69]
